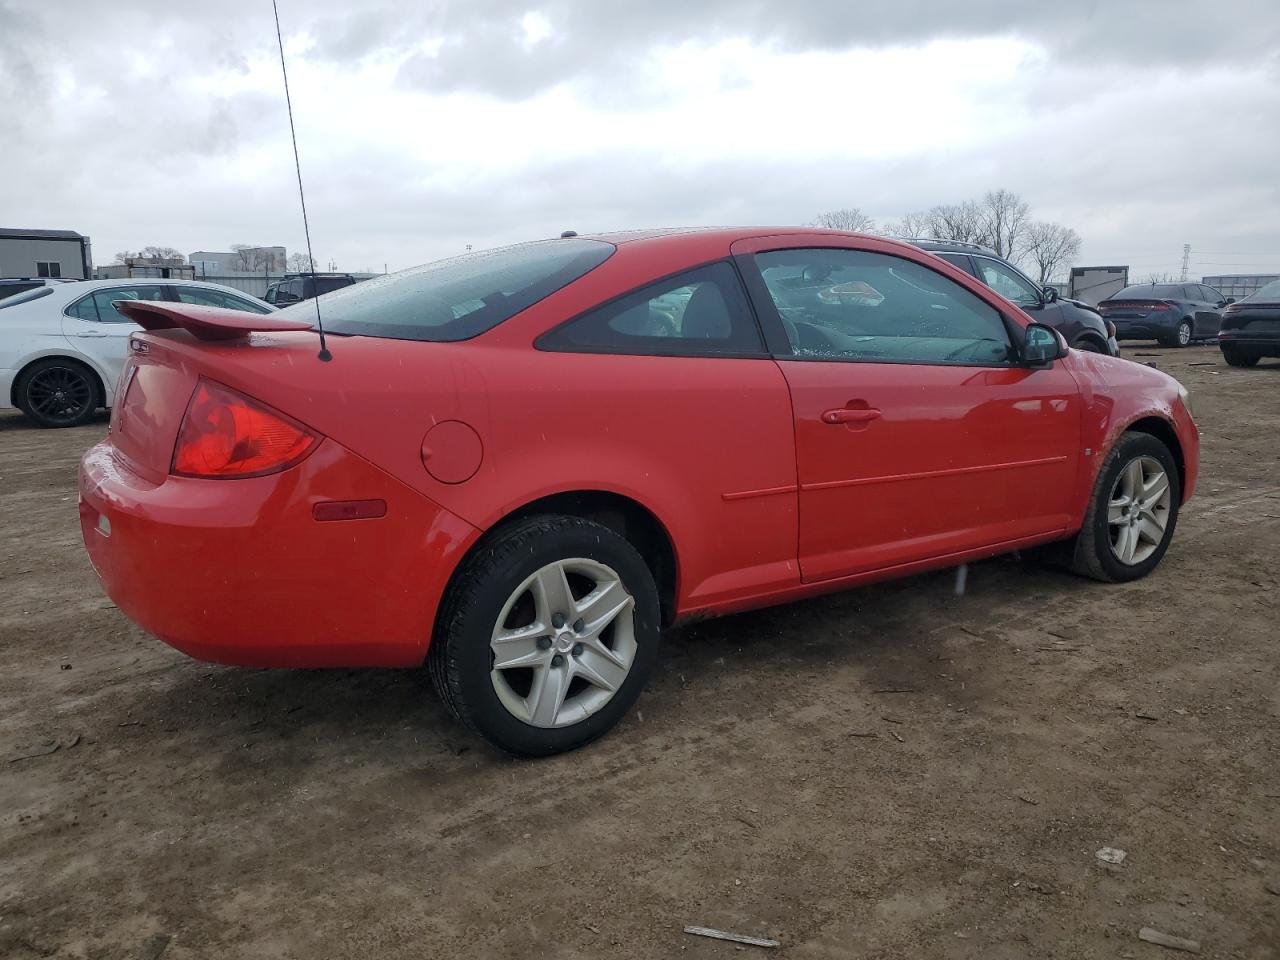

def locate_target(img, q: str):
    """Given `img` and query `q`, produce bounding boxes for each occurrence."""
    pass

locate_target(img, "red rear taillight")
[172,380,320,479]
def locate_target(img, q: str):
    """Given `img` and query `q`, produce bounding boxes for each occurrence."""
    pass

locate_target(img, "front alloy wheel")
[430,515,660,756]
[1071,432,1181,582]
[1106,455,1173,566]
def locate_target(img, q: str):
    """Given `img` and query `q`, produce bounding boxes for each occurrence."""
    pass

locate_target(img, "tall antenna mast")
[1180,243,1191,282]
[272,0,331,362]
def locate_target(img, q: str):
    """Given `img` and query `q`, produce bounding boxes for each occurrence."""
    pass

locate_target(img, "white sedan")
[0,278,275,427]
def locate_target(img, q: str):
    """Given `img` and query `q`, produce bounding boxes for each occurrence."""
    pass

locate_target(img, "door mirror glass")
[1224,297,1235,305]
[1042,285,1059,303]
[1024,323,1065,365]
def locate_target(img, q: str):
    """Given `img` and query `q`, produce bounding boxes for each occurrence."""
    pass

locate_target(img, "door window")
[67,285,168,322]
[538,261,765,356]
[975,258,1041,307]
[938,253,977,276]
[754,248,1014,365]
[174,286,272,314]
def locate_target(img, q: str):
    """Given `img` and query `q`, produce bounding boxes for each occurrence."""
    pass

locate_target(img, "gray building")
[190,246,287,276]
[1202,274,1280,300]
[0,227,93,280]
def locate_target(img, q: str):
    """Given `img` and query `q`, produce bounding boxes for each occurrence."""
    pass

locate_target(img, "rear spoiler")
[116,300,316,342]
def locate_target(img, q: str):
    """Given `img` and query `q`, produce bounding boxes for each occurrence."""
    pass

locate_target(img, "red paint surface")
[79,228,1199,667]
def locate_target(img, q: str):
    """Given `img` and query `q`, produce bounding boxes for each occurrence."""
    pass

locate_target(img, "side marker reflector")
[312,499,387,522]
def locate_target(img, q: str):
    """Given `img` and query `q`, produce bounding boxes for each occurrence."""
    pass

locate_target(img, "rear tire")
[1221,345,1260,368]
[1164,319,1193,348]
[1073,337,1104,353]
[1071,432,1181,583]
[428,515,660,756]
[14,358,100,428]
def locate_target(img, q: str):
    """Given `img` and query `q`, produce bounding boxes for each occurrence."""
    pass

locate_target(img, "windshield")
[0,286,55,309]
[1247,280,1280,301]
[277,239,615,342]
[1114,284,1183,299]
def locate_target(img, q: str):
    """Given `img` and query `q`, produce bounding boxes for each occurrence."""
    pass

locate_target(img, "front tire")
[1221,344,1260,367]
[1071,432,1181,583]
[1073,337,1104,354]
[429,515,660,756]
[15,358,99,428]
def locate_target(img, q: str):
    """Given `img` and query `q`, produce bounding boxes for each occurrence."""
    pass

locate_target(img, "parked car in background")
[1218,278,1280,367]
[1098,282,1229,347]
[1,278,275,427]
[264,272,357,306]
[0,277,77,302]
[78,228,1198,757]
[909,240,1119,355]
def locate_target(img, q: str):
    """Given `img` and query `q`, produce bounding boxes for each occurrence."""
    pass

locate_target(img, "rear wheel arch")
[437,490,680,639]
[1072,332,1108,353]
[1120,416,1185,499]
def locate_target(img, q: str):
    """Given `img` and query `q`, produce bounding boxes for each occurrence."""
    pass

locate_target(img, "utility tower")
[1180,243,1191,281]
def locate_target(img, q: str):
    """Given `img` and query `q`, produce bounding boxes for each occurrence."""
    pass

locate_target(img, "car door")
[61,284,170,398]
[734,237,1082,582]
[1195,285,1225,336]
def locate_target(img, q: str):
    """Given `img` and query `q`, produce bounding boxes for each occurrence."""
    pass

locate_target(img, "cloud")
[1,0,1277,280]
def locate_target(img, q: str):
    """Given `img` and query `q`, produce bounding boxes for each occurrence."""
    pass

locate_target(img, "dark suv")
[910,239,1119,355]
[264,272,357,306]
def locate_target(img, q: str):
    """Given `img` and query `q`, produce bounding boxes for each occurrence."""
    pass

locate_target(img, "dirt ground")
[1,342,1277,959]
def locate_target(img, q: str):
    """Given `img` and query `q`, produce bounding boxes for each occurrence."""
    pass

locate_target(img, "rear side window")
[313,277,352,295]
[174,286,272,314]
[537,261,765,356]
[278,239,615,342]
[67,285,168,322]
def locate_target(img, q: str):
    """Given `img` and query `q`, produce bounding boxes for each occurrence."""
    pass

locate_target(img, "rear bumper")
[1110,317,1175,340]
[1219,328,1280,350]
[78,437,479,667]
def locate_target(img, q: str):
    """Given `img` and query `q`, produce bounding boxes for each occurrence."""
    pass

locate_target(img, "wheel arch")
[1072,331,1108,352]
[1122,415,1186,499]
[12,353,107,409]
[437,489,681,635]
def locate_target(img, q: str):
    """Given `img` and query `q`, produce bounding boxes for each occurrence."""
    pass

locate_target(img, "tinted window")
[975,257,1041,306]
[1198,285,1222,303]
[277,239,614,342]
[937,253,977,276]
[69,285,168,322]
[1248,280,1280,301]
[1115,284,1183,299]
[0,281,41,301]
[755,248,1014,366]
[0,286,54,309]
[538,261,764,356]
[174,286,272,314]
[313,277,352,295]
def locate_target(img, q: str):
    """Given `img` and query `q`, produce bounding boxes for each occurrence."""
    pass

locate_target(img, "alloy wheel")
[489,558,637,728]
[1177,322,1192,346]
[1107,455,1172,565]
[26,365,94,425]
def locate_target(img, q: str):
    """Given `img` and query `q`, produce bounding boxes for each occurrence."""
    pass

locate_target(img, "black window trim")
[735,245,1033,369]
[534,257,773,360]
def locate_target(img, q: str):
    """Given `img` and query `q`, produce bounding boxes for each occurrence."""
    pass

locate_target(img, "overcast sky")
[2,0,1278,279]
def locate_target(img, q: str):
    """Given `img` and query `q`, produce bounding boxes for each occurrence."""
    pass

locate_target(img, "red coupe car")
[78,228,1199,755]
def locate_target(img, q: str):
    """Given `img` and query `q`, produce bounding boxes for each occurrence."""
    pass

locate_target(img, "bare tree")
[1022,221,1082,284]
[286,252,316,273]
[113,246,184,263]
[882,210,932,239]
[924,201,986,244]
[976,189,1030,260]
[811,208,877,233]
[1143,272,1174,284]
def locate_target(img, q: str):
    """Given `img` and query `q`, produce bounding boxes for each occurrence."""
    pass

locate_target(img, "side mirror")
[1042,285,1059,303]
[1224,297,1235,305]
[1024,323,1067,366]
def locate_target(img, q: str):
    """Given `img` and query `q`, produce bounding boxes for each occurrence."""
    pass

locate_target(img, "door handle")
[77,330,108,338]
[822,407,882,425]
